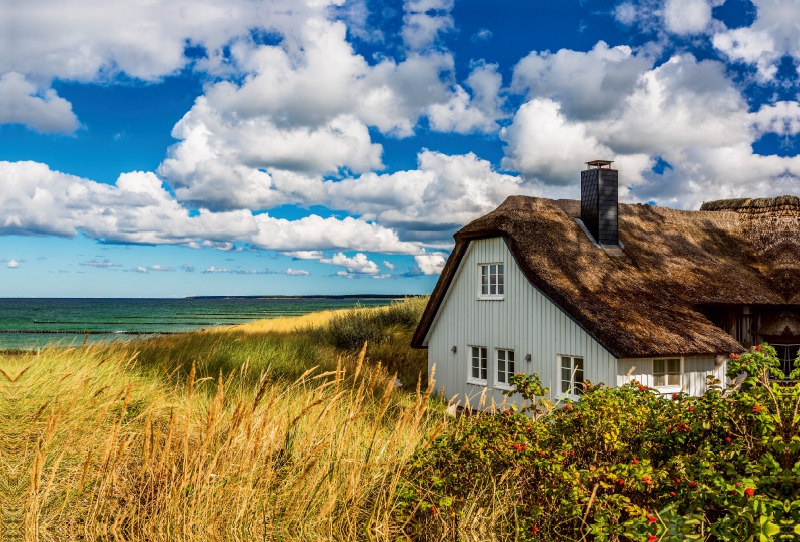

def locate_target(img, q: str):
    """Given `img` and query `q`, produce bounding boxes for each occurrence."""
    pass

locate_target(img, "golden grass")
[228,309,344,334]
[3,336,446,541]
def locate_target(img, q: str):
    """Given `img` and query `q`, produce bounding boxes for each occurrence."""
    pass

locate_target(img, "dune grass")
[1,297,450,541]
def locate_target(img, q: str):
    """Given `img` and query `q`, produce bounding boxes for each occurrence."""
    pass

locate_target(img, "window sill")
[467,379,488,387]
[494,383,513,391]
[653,385,682,394]
[477,296,505,301]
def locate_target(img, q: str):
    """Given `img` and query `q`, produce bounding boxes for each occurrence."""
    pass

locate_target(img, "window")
[653,359,681,387]
[496,349,515,388]
[479,264,504,298]
[560,356,584,397]
[469,346,488,385]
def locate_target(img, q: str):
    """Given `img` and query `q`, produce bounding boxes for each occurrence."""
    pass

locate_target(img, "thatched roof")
[412,195,800,358]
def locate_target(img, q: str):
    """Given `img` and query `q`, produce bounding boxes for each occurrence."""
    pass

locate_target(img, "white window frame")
[477,263,505,300]
[494,348,516,390]
[467,345,488,386]
[559,355,584,400]
[652,357,683,392]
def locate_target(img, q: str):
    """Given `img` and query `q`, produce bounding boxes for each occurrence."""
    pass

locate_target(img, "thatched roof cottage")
[412,161,800,406]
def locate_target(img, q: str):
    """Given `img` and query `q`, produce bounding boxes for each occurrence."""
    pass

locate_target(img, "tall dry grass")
[2,336,446,541]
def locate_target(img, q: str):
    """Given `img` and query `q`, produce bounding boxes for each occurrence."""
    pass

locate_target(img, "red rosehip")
[669,491,676,497]
[431,507,437,515]
[648,536,658,542]
[725,436,732,443]
[617,479,625,486]
[674,478,681,484]
[689,481,697,488]
[531,525,539,533]
[564,404,572,410]
[755,345,761,351]
[731,354,740,360]
[753,405,763,413]
[513,443,522,451]
[632,459,639,465]
[744,487,754,497]
[671,393,678,400]
[735,482,742,487]
[539,451,546,457]
[688,406,694,412]
[647,516,658,524]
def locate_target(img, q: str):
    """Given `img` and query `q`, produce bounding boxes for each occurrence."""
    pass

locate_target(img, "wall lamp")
[525,354,532,362]
[451,346,457,353]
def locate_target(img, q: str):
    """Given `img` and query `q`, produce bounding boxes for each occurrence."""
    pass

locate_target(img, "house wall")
[425,237,618,410]
[616,357,726,396]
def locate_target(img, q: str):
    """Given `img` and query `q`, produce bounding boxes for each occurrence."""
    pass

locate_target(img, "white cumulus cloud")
[282,268,309,276]
[0,161,423,254]
[0,72,79,134]
[7,259,19,268]
[413,252,446,275]
[319,252,381,275]
[502,52,800,208]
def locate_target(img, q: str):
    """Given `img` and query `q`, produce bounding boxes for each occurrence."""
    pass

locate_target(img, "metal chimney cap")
[586,160,614,169]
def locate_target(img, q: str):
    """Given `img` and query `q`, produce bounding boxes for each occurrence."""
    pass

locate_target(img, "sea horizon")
[0,296,409,350]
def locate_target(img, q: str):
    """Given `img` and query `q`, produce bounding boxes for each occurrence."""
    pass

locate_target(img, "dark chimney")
[581,160,618,246]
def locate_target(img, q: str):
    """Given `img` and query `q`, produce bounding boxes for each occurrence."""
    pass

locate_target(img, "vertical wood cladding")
[581,168,619,246]
[426,237,618,410]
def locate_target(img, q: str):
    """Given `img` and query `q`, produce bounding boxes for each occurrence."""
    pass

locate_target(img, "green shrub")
[318,297,429,350]
[396,343,800,541]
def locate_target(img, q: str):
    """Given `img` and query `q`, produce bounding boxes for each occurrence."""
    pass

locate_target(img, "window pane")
[654,374,666,386]
[561,356,571,370]
[653,359,664,375]
[574,358,584,382]
[482,265,488,277]
[481,367,487,380]
[508,359,515,375]
[498,350,505,362]
[481,348,487,361]
[498,264,504,276]
[498,284,504,295]
[562,379,570,394]
[490,284,496,295]
[562,368,572,382]
[667,359,680,374]
[668,373,681,386]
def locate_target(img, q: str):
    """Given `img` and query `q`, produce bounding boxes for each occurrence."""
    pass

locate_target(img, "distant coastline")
[185,294,414,300]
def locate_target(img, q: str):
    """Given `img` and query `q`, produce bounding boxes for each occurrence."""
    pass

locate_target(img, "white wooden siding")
[616,357,725,396]
[426,237,618,410]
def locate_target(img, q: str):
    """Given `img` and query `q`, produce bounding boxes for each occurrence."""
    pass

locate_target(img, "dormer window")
[479,263,504,299]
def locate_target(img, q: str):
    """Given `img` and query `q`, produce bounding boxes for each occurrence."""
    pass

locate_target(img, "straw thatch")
[413,195,800,358]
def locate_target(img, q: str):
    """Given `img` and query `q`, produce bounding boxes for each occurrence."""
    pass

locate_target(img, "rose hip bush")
[396,344,800,541]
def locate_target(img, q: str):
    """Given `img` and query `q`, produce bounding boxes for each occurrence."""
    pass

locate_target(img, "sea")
[0,296,402,351]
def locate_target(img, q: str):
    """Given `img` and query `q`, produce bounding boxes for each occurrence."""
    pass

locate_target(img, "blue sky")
[1,0,799,297]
